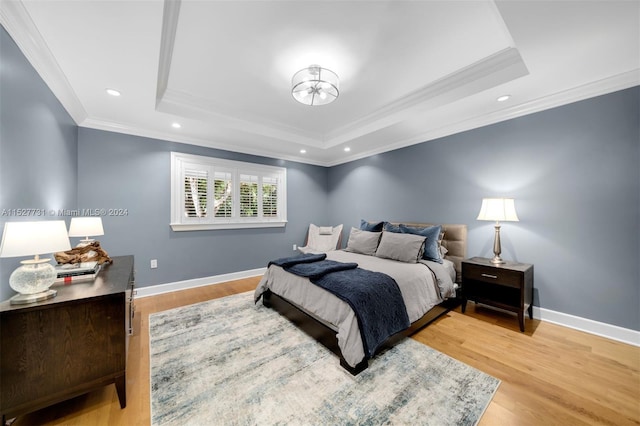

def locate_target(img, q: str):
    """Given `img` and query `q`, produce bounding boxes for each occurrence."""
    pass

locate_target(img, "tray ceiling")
[1,0,638,166]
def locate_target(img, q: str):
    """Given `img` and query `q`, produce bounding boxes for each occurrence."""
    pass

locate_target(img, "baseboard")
[134,267,267,298]
[532,306,640,347]
[135,270,639,347]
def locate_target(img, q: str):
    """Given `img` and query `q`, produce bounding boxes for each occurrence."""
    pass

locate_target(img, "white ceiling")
[1,0,638,166]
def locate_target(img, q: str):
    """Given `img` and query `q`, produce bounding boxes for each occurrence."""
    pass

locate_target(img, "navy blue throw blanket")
[266,254,410,359]
[312,268,410,358]
[286,260,358,280]
[268,253,326,268]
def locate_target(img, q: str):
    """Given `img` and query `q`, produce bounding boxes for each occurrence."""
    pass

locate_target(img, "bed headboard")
[391,222,468,283]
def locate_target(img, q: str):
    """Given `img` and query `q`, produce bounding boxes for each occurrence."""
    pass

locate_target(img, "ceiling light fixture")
[300,149,307,154]
[497,95,511,102]
[344,147,351,152]
[105,88,121,97]
[292,64,339,106]
[172,123,181,129]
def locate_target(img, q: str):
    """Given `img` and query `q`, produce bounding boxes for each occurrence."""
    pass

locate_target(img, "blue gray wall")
[0,27,78,301]
[328,87,640,331]
[76,128,329,286]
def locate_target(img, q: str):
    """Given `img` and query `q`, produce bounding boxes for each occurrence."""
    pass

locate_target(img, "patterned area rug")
[149,292,499,425]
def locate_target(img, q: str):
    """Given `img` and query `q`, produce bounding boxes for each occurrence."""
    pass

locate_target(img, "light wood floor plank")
[9,278,639,425]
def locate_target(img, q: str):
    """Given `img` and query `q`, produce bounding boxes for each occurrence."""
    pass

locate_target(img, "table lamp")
[68,217,104,246]
[0,220,72,304]
[476,198,519,264]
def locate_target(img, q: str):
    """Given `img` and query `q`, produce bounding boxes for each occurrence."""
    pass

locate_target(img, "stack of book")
[55,261,101,284]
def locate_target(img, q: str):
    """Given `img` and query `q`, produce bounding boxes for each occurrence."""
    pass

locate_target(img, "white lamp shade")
[0,220,72,258]
[68,217,104,238]
[476,198,519,222]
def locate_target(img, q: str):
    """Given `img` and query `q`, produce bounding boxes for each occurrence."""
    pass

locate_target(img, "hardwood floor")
[9,277,639,426]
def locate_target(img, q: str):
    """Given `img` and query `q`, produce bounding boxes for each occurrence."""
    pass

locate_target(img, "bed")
[254,222,467,375]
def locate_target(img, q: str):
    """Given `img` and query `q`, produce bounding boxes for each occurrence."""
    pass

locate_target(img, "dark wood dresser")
[0,255,135,423]
[461,256,533,332]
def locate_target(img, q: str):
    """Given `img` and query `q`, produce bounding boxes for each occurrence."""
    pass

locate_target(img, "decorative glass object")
[10,260,57,294]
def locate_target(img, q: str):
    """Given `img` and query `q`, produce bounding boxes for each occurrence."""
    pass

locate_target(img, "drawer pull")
[481,273,498,279]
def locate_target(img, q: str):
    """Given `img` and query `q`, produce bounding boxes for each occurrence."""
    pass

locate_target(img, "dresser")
[0,255,135,423]
[461,256,533,332]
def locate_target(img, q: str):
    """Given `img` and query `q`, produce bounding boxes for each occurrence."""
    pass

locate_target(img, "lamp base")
[490,255,506,265]
[10,289,57,305]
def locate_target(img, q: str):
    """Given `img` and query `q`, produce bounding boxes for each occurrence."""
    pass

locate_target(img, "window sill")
[170,221,287,232]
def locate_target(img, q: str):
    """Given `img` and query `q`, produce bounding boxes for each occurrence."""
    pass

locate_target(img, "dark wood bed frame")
[262,289,461,374]
[261,223,468,375]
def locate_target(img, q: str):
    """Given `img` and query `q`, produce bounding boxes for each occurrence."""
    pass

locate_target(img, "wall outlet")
[150,259,158,269]
[292,244,297,251]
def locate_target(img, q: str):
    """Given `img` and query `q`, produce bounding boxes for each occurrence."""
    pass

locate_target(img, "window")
[171,152,287,231]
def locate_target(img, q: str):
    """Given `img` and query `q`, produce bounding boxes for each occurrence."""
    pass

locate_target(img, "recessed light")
[300,149,306,154]
[497,95,511,102]
[172,123,181,129]
[344,147,351,152]
[105,88,121,97]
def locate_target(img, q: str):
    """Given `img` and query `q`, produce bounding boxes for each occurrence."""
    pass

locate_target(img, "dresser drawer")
[463,263,522,288]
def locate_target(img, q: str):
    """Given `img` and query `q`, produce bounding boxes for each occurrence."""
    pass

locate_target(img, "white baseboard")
[533,306,640,347]
[134,267,267,298]
[134,269,639,347]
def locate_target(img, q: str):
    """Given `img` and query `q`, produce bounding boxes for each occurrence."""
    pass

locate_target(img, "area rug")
[149,291,499,425]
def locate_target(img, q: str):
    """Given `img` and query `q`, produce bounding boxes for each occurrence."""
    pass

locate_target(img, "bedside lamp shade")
[477,198,519,264]
[69,217,104,245]
[0,220,72,304]
[477,198,519,223]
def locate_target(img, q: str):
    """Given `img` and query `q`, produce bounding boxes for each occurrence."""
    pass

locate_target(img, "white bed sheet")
[254,250,449,367]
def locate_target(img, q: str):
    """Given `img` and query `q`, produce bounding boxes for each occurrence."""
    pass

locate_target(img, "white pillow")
[302,224,343,252]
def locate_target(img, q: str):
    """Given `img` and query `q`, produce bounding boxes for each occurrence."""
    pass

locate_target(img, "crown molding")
[325,70,640,167]
[0,0,87,124]
[155,0,182,106]
[157,88,323,147]
[83,68,638,169]
[323,47,529,147]
[156,47,529,151]
[80,117,328,167]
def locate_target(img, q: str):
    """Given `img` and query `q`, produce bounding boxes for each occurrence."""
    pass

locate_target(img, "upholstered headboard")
[391,222,468,283]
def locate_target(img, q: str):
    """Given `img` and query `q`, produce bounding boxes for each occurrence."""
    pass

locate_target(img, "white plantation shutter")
[171,153,287,231]
[214,171,233,218]
[262,176,278,217]
[184,169,208,218]
[240,174,258,217]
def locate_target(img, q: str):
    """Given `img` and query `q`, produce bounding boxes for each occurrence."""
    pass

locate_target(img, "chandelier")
[291,65,339,106]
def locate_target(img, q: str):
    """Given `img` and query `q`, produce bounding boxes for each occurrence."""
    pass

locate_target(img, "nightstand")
[1,256,135,423]
[461,257,534,332]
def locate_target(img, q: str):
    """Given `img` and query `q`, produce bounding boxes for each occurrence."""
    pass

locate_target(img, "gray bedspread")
[255,250,453,367]
[269,254,410,358]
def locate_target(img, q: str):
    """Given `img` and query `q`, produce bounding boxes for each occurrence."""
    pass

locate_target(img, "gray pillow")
[345,227,381,255]
[375,231,426,263]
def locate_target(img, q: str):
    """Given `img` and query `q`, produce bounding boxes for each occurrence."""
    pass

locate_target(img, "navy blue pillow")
[360,219,384,232]
[399,224,443,263]
[383,222,403,233]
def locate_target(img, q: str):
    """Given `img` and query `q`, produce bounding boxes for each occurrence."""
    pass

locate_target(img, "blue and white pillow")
[359,219,384,232]
[399,224,443,263]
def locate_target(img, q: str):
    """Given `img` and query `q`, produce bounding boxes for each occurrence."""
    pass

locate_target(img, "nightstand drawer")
[463,264,522,288]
